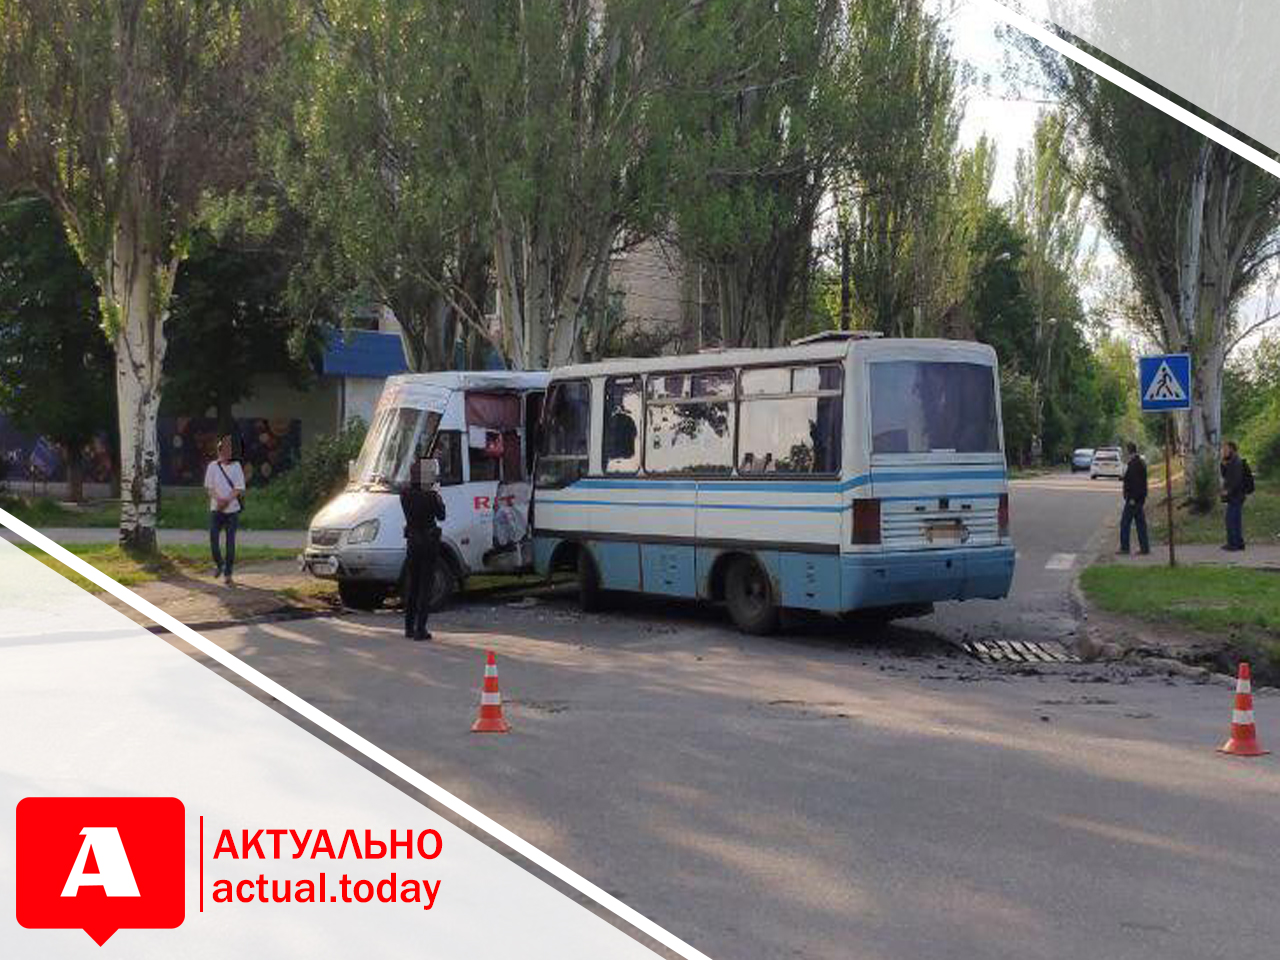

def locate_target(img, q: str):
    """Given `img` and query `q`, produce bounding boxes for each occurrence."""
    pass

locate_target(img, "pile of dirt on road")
[1081,607,1280,687]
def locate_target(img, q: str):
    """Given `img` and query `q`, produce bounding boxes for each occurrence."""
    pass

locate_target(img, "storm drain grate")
[959,640,1081,664]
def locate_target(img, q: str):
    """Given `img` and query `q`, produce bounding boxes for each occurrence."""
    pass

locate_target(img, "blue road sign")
[1139,353,1192,412]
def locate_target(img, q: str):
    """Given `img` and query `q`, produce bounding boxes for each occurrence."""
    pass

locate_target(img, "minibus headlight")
[998,493,1010,539]
[852,499,881,545]
[347,519,380,545]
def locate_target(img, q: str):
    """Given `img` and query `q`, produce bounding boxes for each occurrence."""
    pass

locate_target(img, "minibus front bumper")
[301,545,404,584]
[841,544,1015,610]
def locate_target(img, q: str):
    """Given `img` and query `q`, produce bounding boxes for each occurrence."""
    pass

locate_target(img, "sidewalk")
[1118,542,1280,570]
[94,559,335,631]
[0,526,305,549]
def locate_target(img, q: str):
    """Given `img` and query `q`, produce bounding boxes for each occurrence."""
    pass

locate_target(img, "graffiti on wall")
[0,415,301,488]
[158,417,301,488]
[0,417,115,485]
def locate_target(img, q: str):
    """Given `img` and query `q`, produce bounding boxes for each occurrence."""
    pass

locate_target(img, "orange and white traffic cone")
[1219,662,1268,757]
[471,650,511,734]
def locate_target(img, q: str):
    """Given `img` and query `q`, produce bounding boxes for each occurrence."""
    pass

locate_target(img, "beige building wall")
[230,374,342,456]
[610,239,710,352]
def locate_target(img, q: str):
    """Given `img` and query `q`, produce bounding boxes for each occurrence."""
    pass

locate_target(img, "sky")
[946,0,1042,201]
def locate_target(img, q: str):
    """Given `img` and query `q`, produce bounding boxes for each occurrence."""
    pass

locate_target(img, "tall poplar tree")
[0,0,294,552]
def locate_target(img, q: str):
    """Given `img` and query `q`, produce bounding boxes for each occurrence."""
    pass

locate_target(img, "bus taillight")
[852,499,881,545]
[998,493,1010,539]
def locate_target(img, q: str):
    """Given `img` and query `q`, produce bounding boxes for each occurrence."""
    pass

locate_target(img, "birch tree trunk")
[105,221,176,556]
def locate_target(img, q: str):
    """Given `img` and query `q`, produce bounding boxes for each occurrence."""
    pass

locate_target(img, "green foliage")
[1015,17,1280,456]
[658,0,855,347]
[163,226,320,425]
[1080,565,1280,657]
[967,209,1037,373]
[0,195,115,487]
[999,368,1038,466]
[273,0,490,371]
[269,421,368,518]
[842,0,966,337]
[1186,450,1219,514]
[1240,396,1280,477]
[1224,335,1280,436]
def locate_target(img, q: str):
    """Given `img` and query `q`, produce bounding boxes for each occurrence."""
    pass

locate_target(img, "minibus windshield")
[870,360,1000,455]
[350,407,442,489]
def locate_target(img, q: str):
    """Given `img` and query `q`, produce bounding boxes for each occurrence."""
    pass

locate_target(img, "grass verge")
[1145,478,1280,546]
[1080,564,1280,676]
[1,486,312,530]
[16,543,300,594]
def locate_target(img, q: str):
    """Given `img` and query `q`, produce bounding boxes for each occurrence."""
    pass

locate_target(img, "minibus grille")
[879,500,1000,549]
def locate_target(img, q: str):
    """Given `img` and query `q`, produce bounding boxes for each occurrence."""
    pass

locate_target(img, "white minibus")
[532,334,1013,633]
[303,371,549,608]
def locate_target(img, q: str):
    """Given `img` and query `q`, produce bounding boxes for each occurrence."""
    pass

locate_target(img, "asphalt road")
[185,473,1280,960]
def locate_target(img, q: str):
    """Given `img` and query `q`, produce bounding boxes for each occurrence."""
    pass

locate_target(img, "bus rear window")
[870,361,1000,455]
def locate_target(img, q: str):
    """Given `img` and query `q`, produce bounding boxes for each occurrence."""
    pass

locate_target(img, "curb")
[1069,498,1123,661]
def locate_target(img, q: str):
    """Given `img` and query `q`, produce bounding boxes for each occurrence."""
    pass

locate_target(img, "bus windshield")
[870,360,1000,455]
[350,407,442,489]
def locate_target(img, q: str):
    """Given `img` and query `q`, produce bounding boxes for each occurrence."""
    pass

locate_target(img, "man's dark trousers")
[404,542,437,638]
[1120,499,1149,554]
[210,510,239,574]
[1226,498,1246,550]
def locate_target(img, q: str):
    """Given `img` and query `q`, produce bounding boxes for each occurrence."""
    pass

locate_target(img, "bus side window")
[603,376,642,473]
[469,444,499,483]
[430,431,463,486]
[525,392,544,478]
[536,381,590,488]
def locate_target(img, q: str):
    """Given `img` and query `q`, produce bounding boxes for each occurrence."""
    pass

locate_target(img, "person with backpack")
[204,435,246,584]
[1220,440,1253,552]
[1118,442,1150,556]
[400,458,446,641]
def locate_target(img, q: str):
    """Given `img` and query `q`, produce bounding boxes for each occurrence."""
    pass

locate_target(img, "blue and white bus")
[532,333,1014,634]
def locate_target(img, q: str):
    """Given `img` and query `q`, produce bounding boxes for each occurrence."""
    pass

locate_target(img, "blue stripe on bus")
[537,495,993,512]
[537,499,695,508]
[535,498,842,513]
[570,468,1004,495]
[698,503,845,513]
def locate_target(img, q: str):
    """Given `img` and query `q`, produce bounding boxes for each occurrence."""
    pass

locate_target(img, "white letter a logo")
[61,827,141,897]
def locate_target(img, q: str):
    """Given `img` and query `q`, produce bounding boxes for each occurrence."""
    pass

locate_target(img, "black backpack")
[1242,459,1256,496]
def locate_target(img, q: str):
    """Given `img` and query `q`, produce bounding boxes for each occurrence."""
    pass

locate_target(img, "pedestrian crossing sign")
[1138,353,1192,411]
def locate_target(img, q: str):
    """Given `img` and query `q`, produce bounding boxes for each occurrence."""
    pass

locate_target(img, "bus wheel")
[577,549,606,612]
[429,560,459,611]
[338,579,387,611]
[725,556,779,635]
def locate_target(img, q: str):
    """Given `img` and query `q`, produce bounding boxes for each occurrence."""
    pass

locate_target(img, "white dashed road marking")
[1045,553,1077,571]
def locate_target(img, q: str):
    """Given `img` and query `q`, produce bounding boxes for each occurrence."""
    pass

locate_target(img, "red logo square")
[16,797,185,945]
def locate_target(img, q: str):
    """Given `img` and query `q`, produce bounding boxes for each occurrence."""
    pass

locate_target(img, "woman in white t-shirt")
[204,436,246,585]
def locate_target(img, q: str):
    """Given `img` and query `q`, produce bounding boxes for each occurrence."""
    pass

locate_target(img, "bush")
[1186,449,1219,514]
[1240,397,1280,479]
[271,420,367,517]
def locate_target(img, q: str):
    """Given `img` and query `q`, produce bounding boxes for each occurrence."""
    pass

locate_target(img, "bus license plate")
[926,522,964,544]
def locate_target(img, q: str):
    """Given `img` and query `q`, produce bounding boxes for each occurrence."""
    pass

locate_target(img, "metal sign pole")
[1164,412,1176,568]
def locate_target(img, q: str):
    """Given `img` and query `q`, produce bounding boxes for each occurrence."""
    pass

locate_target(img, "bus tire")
[338,579,387,611]
[429,559,459,611]
[577,549,606,612]
[725,556,779,635]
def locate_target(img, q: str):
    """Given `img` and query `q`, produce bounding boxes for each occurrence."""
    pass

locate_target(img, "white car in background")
[1090,447,1124,480]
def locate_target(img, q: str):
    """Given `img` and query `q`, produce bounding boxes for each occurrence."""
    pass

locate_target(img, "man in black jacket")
[400,459,447,640]
[1119,442,1150,556]
[1221,440,1247,551]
